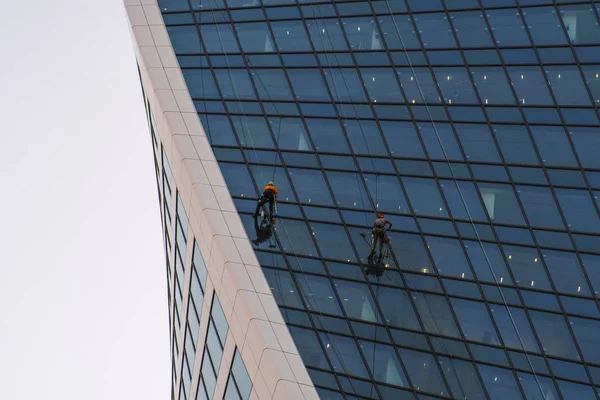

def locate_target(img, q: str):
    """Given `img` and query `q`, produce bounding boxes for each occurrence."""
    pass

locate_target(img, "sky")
[0,1,170,399]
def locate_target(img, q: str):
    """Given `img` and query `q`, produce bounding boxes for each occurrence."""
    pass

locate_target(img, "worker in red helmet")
[370,212,392,262]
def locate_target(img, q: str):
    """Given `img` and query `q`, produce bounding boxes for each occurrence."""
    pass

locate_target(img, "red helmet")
[378,213,384,218]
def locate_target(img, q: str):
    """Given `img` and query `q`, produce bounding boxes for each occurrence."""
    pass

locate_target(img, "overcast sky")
[0,1,169,399]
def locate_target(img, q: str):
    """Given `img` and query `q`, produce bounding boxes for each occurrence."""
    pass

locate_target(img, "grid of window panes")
[224,348,253,400]
[196,293,229,400]
[157,0,600,398]
[180,243,209,400]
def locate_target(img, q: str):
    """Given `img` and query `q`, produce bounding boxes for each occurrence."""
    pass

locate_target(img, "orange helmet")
[378,213,384,218]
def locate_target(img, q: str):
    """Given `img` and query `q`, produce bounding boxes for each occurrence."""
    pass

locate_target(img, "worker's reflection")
[252,215,275,248]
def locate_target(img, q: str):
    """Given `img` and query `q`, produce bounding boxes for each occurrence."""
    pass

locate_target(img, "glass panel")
[214,69,256,100]
[439,357,486,400]
[570,126,600,169]
[344,119,388,156]
[557,380,597,400]
[334,280,380,323]
[464,241,513,284]
[517,373,559,400]
[287,69,330,101]
[360,341,408,387]
[555,189,600,234]
[559,4,600,45]
[471,67,515,105]
[289,168,334,206]
[478,183,526,226]
[581,253,600,296]
[378,15,421,50]
[412,292,461,338]
[569,316,600,365]
[486,8,530,47]
[168,26,203,54]
[263,268,303,308]
[305,118,351,153]
[507,67,554,105]
[236,22,275,52]
[516,185,564,230]
[543,250,590,296]
[530,126,578,167]
[323,68,367,102]
[440,180,487,222]
[493,125,539,166]
[306,18,349,51]
[380,121,425,159]
[296,274,342,316]
[400,348,449,396]
[418,122,463,161]
[451,11,494,48]
[200,24,240,53]
[320,332,370,379]
[545,65,591,105]
[456,123,501,163]
[426,236,472,279]
[530,310,580,360]
[402,177,448,218]
[343,17,384,51]
[289,326,330,370]
[477,364,524,399]
[270,20,312,51]
[360,68,403,103]
[328,171,370,209]
[376,287,420,330]
[451,298,500,345]
[503,245,551,290]
[434,67,479,104]
[397,68,441,104]
[413,13,457,48]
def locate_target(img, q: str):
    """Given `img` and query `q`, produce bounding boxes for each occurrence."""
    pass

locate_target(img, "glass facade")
[155,0,600,399]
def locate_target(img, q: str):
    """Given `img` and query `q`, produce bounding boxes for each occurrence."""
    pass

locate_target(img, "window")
[485,9,530,47]
[503,245,552,290]
[224,349,253,400]
[413,13,457,48]
[451,11,494,48]
[508,67,554,105]
[471,67,515,105]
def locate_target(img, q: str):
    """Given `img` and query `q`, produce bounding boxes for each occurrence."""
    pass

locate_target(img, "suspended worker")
[369,213,392,261]
[254,181,278,223]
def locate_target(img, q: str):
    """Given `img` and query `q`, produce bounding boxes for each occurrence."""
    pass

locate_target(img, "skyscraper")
[124,0,600,399]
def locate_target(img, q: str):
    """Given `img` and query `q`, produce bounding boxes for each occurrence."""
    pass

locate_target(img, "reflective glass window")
[334,280,380,323]
[360,68,403,103]
[523,7,568,46]
[503,245,551,290]
[310,222,355,261]
[425,236,472,279]
[489,305,540,352]
[360,341,407,387]
[516,185,564,230]
[478,183,526,226]
[559,4,600,45]
[159,0,191,11]
[235,22,275,52]
[413,13,457,49]
[287,69,330,101]
[231,115,273,148]
[263,268,303,308]
[412,292,461,338]
[323,68,366,103]
[378,15,421,50]
[451,298,499,345]
[288,168,334,206]
[434,67,479,104]
[272,117,312,151]
[168,26,203,54]
[251,69,292,101]
[439,357,486,400]
[451,11,494,48]
[343,17,383,51]
[327,171,370,209]
[320,332,369,379]
[376,287,420,330]
[219,163,255,196]
[364,174,410,214]
[270,20,312,51]
[277,218,318,256]
[507,67,554,105]
[570,126,600,169]
[418,122,463,161]
[581,66,600,104]
[402,177,448,218]
[543,250,590,296]
[471,67,515,105]
[214,69,256,100]
[397,68,441,104]
[456,124,501,163]
[485,9,530,47]
[200,114,237,146]
[400,348,449,396]
[569,316,600,365]
[557,380,596,400]
[343,119,387,156]
[379,121,425,159]
[555,189,600,234]
[200,24,240,53]
[478,364,523,399]
[289,326,330,370]
[545,66,591,106]
[305,18,348,52]
[440,180,487,222]
[517,373,559,400]
[530,310,579,360]
[296,274,342,316]
[182,69,220,98]
[464,241,513,285]
[305,118,350,154]
[580,253,600,296]
[492,125,539,166]
[530,126,578,167]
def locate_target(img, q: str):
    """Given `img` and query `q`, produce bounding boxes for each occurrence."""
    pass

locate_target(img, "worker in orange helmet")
[254,181,278,223]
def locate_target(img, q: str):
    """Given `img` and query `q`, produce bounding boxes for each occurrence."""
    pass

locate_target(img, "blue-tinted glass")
[200,24,240,53]
[311,222,355,261]
[557,380,597,400]
[569,316,600,365]
[378,15,421,50]
[305,118,350,154]
[523,6,568,46]
[471,67,515,105]
[397,68,442,104]
[343,17,384,51]
[327,171,370,209]
[451,298,500,345]
[235,22,275,52]
[517,373,559,400]
[276,218,318,256]
[464,241,513,284]
[489,305,540,352]
[581,66,600,105]
[270,20,312,51]
[503,245,552,290]
[360,67,402,103]
[425,236,472,279]
[434,67,479,104]
[214,69,256,100]
[182,69,220,98]
[343,120,388,156]
[413,13,457,48]
[407,0,442,12]
[402,177,448,218]
[438,357,487,400]
[418,122,463,161]
[320,332,369,378]
[380,121,424,158]
[289,326,330,370]
[478,364,523,399]
[571,126,600,169]
[486,9,529,47]
[376,287,420,330]
[168,26,202,54]
[508,67,554,105]
[159,0,190,11]
[440,180,487,222]
[530,310,580,360]
[546,66,592,106]
[401,351,450,397]
[289,168,334,206]
[556,189,600,234]
[516,185,564,230]
[530,125,578,167]
[412,292,461,338]
[451,11,494,48]
[493,125,539,165]
[287,69,330,101]
[478,182,526,226]
[296,274,342,316]
[263,268,303,308]
[559,4,600,45]
[360,340,408,387]
[334,280,380,322]
[456,123,501,162]
[580,253,600,296]
[306,18,349,52]
[543,250,590,296]
[323,68,366,102]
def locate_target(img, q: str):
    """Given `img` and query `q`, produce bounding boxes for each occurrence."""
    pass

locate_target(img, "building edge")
[122,1,319,399]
